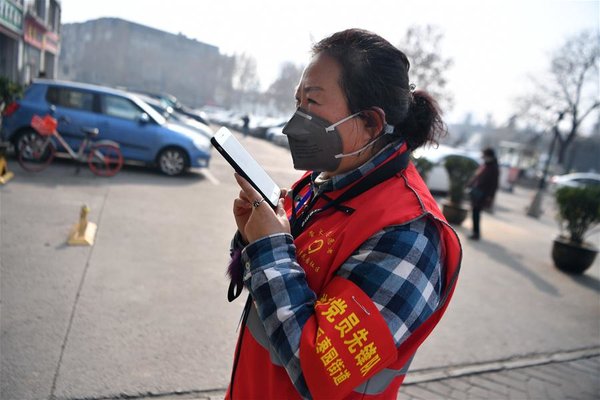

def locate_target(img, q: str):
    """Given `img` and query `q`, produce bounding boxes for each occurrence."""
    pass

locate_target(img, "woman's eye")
[294,97,318,107]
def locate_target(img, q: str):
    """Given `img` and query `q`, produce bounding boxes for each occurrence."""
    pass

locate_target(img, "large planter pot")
[442,201,469,225]
[552,236,598,274]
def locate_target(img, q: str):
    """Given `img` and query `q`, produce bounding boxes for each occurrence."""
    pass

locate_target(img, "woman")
[468,148,499,240]
[225,29,461,399]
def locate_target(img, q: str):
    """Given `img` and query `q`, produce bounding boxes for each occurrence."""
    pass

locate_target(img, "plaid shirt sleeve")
[241,216,443,399]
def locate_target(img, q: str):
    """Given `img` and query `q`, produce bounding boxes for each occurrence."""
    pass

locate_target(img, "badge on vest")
[297,229,337,273]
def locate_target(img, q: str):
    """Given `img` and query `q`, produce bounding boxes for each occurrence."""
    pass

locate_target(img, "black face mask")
[282,108,362,172]
[283,107,397,172]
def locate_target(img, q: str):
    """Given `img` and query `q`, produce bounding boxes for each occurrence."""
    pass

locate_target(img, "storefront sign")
[44,31,58,54]
[0,0,23,34]
[24,14,45,49]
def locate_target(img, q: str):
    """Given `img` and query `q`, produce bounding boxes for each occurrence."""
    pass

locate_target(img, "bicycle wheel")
[88,143,123,176]
[17,130,56,172]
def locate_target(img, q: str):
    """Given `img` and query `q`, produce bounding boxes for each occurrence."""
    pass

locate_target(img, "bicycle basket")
[31,115,58,136]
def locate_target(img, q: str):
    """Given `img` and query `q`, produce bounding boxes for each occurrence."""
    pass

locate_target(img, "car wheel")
[16,130,56,172]
[157,147,188,176]
[14,129,35,157]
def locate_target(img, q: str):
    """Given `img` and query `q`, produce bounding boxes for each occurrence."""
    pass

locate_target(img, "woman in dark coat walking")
[467,148,499,240]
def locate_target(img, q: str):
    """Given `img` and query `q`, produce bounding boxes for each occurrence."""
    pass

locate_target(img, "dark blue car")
[1,80,212,175]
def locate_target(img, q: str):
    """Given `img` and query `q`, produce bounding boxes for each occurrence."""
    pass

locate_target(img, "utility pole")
[526,112,564,218]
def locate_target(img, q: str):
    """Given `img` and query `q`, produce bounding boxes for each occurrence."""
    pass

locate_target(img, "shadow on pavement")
[456,225,561,297]
[568,272,600,293]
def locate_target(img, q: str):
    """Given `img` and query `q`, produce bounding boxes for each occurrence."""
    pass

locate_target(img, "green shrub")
[0,76,23,106]
[555,185,600,244]
[445,155,479,205]
[412,156,434,182]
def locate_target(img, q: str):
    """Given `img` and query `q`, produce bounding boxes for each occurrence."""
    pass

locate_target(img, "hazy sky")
[59,0,599,124]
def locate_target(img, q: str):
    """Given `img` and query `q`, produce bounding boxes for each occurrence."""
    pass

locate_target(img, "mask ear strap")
[325,111,362,132]
[369,107,395,135]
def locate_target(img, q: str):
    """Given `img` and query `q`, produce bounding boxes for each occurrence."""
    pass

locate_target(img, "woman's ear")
[361,107,386,138]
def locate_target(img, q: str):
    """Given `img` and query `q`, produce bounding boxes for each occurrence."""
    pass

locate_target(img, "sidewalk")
[401,352,599,400]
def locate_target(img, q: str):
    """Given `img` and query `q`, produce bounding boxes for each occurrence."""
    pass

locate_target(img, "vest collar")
[311,139,407,194]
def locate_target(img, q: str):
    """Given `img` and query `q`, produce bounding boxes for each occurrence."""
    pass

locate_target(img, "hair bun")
[398,90,447,149]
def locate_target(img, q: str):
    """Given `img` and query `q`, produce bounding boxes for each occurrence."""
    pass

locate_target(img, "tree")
[213,54,236,107]
[230,53,261,109]
[518,30,600,167]
[267,62,304,114]
[232,53,260,93]
[398,25,454,112]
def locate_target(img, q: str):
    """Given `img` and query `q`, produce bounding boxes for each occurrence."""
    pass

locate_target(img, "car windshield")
[147,103,172,120]
[131,96,166,124]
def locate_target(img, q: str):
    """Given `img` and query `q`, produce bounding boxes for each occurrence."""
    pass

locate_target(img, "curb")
[403,346,600,385]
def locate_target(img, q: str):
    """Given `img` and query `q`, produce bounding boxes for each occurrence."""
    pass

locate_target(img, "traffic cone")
[0,144,14,184]
[67,204,97,246]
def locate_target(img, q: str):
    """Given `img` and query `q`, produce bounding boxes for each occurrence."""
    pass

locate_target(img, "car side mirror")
[139,113,151,124]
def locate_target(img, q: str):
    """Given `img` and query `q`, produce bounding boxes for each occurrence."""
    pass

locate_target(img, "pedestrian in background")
[241,114,250,138]
[467,147,499,240]
[225,28,462,399]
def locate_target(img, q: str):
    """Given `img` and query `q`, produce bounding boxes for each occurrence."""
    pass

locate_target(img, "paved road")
[1,132,598,399]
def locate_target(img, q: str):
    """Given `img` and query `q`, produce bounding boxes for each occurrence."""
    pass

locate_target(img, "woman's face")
[294,52,374,176]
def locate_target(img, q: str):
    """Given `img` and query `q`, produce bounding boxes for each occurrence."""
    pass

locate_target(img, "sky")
[59,0,599,125]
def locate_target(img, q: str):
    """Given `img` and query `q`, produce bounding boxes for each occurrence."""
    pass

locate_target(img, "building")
[59,18,226,108]
[0,0,61,84]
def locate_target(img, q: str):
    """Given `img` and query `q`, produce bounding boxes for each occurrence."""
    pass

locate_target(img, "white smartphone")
[211,127,281,208]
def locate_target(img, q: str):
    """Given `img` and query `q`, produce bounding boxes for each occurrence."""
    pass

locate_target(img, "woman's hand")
[233,173,290,243]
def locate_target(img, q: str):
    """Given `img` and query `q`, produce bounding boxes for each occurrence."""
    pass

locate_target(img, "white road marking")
[200,169,220,185]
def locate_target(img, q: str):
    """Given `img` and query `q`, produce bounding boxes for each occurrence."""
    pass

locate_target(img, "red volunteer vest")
[227,147,462,400]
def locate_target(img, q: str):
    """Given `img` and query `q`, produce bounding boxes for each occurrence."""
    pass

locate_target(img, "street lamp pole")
[526,112,564,218]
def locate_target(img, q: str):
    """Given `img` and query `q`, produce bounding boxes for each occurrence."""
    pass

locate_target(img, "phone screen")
[211,127,281,208]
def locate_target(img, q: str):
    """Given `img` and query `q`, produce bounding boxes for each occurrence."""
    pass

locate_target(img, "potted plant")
[412,156,434,182]
[552,185,600,274]
[442,155,479,224]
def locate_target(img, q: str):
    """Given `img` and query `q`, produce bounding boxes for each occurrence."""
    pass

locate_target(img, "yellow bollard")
[0,152,14,185]
[67,204,97,246]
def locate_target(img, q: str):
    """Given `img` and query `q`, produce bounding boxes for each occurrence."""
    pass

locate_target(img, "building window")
[34,0,45,20]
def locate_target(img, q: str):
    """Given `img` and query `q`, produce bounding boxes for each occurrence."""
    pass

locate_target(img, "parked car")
[1,80,211,176]
[132,93,213,139]
[251,116,288,138]
[265,122,288,147]
[200,106,235,125]
[549,172,600,190]
[412,144,481,193]
[131,90,210,126]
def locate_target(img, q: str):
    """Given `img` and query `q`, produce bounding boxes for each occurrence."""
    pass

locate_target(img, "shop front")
[0,0,24,82]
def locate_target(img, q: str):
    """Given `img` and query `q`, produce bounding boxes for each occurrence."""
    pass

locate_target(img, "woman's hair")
[312,28,446,149]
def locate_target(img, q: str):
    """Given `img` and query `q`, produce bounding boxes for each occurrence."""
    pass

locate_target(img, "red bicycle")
[18,115,123,177]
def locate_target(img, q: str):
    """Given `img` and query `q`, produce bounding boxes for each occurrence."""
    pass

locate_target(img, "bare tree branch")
[398,24,454,112]
[578,101,600,125]
[515,29,599,166]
